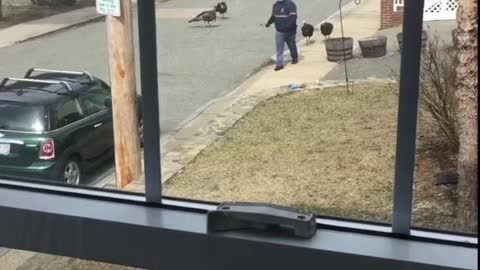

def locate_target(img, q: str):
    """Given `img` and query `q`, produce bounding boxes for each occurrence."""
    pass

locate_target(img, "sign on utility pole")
[101,0,142,189]
[97,0,121,17]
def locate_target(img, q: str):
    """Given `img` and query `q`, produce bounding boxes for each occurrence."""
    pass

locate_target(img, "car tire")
[61,157,82,185]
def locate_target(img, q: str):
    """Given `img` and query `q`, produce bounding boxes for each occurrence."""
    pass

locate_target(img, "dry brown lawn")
[165,84,399,223]
[164,83,459,230]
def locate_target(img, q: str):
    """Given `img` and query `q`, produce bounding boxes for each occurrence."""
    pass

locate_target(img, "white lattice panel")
[445,0,459,11]
[423,0,458,21]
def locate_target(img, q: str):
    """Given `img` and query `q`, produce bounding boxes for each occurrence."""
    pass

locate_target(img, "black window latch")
[207,202,317,239]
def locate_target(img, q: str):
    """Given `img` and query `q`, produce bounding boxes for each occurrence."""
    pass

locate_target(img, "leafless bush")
[419,35,459,151]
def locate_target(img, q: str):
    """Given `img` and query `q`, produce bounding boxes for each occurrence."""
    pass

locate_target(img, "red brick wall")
[381,0,404,29]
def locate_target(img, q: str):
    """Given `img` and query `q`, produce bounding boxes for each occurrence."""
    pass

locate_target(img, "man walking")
[266,0,299,71]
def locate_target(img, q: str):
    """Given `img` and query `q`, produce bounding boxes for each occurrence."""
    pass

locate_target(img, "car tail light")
[39,139,55,160]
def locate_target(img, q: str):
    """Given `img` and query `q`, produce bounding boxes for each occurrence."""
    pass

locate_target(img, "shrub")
[419,35,459,151]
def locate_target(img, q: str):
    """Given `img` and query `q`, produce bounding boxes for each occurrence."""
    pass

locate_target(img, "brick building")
[380,0,404,29]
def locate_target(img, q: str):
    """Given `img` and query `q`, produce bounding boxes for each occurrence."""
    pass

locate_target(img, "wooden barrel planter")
[358,35,387,58]
[325,37,354,62]
[397,30,428,53]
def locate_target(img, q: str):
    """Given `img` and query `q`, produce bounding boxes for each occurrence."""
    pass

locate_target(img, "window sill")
[0,182,477,270]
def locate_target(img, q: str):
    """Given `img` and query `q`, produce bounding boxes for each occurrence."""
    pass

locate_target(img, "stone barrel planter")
[358,35,387,58]
[325,37,354,62]
[397,30,428,53]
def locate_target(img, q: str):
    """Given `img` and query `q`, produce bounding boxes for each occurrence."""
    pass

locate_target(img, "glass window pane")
[54,98,84,128]
[412,8,478,234]
[161,0,403,224]
[0,103,46,132]
[78,85,111,115]
[0,0,144,194]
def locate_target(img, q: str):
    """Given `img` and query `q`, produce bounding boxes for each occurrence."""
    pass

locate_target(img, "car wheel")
[62,158,82,185]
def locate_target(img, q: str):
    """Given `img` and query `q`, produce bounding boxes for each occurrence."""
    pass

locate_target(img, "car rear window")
[0,102,47,132]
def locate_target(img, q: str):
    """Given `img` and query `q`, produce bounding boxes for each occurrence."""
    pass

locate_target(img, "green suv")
[0,68,142,185]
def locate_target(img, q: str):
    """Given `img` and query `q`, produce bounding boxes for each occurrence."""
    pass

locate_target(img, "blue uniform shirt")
[266,0,298,33]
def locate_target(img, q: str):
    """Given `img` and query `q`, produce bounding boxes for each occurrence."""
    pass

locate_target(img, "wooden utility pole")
[455,0,478,232]
[105,0,142,189]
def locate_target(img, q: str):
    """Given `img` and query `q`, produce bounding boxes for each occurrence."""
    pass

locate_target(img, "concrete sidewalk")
[0,6,103,48]
[112,0,382,193]
[322,19,457,81]
[248,0,380,91]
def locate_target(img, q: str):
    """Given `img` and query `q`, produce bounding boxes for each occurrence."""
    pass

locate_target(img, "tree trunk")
[0,0,3,21]
[455,0,478,233]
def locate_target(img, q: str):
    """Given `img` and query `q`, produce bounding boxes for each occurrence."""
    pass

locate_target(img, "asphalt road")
[0,0,351,137]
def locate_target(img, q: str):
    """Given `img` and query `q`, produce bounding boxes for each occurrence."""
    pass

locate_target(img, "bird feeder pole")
[338,0,361,95]
[103,0,142,189]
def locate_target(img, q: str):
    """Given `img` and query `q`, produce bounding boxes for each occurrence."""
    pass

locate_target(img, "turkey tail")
[188,16,202,23]
[189,11,208,23]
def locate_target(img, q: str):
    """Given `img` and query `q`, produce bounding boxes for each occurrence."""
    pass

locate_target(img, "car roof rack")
[25,68,95,82]
[0,77,73,92]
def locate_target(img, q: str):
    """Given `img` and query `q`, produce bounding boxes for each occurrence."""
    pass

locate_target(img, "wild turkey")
[301,21,314,45]
[215,2,228,18]
[320,22,334,39]
[188,8,217,25]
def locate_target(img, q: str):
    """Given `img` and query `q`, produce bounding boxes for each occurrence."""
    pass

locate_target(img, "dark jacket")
[266,0,297,33]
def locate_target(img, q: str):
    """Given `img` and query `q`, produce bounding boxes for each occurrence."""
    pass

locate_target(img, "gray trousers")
[275,31,298,66]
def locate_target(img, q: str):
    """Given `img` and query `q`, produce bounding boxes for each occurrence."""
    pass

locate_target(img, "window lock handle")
[207,202,317,239]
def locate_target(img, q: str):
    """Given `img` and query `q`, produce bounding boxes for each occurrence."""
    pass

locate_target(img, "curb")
[1,1,144,49]
[4,0,144,48]
[159,57,275,145]
[14,15,105,46]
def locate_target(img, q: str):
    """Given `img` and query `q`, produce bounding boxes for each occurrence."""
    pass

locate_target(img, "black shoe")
[274,66,284,71]
[291,59,298,64]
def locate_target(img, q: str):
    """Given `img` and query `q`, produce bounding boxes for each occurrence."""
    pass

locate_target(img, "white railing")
[393,0,404,12]
[392,0,458,21]
[423,0,458,21]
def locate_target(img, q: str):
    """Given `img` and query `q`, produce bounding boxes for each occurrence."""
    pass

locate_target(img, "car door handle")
[94,123,103,128]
